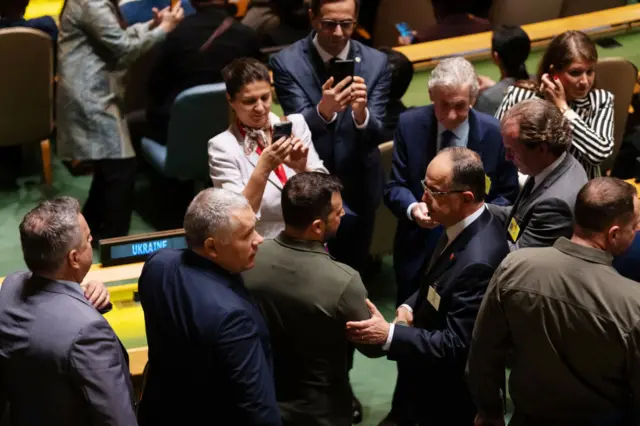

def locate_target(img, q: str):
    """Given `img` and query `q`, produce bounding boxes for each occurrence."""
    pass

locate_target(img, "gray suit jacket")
[0,272,136,426]
[488,153,588,250]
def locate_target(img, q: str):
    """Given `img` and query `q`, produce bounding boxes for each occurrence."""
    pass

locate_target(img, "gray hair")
[428,57,479,100]
[183,188,251,247]
[502,98,572,157]
[19,197,82,275]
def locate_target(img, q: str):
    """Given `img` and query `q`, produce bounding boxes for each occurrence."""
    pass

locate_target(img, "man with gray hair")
[488,98,588,250]
[137,188,282,426]
[0,197,135,426]
[384,56,518,307]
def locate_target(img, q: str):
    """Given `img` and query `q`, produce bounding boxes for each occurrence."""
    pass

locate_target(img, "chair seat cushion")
[141,137,167,175]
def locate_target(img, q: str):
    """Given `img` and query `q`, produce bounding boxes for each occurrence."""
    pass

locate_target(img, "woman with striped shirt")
[495,30,614,178]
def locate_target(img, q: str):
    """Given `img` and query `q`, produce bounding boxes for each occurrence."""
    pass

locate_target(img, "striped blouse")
[495,86,615,179]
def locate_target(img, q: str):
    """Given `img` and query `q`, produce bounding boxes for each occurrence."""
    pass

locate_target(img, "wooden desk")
[395,4,640,69]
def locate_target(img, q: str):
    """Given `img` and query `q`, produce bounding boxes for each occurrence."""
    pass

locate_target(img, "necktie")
[426,231,449,273]
[440,130,456,150]
[506,177,535,231]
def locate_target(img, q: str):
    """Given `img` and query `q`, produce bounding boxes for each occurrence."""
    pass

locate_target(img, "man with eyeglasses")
[488,98,588,251]
[270,0,391,283]
[384,57,518,308]
[345,147,509,426]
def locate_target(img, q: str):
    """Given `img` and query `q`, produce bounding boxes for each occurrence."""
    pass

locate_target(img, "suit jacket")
[270,33,391,214]
[243,234,382,426]
[208,112,328,238]
[0,272,136,426]
[146,5,261,144]
[137,249,281,426]
[613,231,640,282]
[387,209,509,424]
[488,153,588,250]
[474,78,516,117]
[384,106,519,286]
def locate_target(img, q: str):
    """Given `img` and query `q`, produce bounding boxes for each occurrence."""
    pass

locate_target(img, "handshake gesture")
[318,75,368,126]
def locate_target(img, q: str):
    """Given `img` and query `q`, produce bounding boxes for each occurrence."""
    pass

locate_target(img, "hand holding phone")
[329,59,355,89]
[396,22,414,44]
[272,121,293,142]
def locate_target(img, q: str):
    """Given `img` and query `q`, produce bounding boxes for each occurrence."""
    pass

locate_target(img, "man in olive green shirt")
[467,177,640,426]
[243,172,382,426]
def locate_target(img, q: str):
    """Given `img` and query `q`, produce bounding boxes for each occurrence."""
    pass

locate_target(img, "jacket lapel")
[466,110,488,165]
[425,107,439,166]
[517,153,572,216]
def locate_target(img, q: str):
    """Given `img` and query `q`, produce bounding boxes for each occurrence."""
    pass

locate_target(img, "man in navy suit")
[348,148,510,426]
[137,188,281,426]
[270,0,391,277]
[385,57,518,306]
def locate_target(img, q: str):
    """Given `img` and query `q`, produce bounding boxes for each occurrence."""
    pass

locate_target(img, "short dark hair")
[222,58,271,100]
[19,197,82,275]
[378,47,414,101]
[310,0,360,17]
[502,98,572,157]
[492,25,531,81]
[575,178,637,234]
[281,172,343,230]
[440,147,486,202]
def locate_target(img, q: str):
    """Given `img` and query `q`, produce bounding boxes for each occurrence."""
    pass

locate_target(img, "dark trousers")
[83,158,137,240]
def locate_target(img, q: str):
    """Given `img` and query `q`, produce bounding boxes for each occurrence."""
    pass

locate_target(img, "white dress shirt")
[312,35,370,129]
[406,119,470,220]
[384,204,487,351]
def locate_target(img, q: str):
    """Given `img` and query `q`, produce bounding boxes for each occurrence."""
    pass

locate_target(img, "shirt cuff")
[400,304,413,313]
[563,109,580,121]
[317,104,337,124]
[352,108,370,129]
[406,202,418,221]
[382,323,395,351]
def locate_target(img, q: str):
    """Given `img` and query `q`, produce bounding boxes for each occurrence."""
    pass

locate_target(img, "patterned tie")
[440,130,456,150]
[505,177,535,231]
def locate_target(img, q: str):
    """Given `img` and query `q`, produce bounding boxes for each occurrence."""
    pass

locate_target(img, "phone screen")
[329,59,355,88]
[395,22,413,38]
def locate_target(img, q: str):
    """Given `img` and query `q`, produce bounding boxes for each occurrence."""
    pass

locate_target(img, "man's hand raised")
[317,76,353,122]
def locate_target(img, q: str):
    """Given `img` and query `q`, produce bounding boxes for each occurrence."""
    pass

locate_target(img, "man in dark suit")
[385,57,518,306]
[137,188,281,426]
[244,172,383,426]
[0,197,133,426]
[488,98,588,250]
[146,0,261,145]
[347,147,510,426]
[270,0,391,276]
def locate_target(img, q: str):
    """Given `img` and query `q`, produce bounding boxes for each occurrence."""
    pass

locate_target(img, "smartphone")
[170,0,179,10]
[272,122,293,141]
[329,59,355,88]
[396,22,414,41]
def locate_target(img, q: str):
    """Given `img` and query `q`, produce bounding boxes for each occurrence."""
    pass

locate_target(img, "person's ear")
[203,237,218,259]
[68,248,80,270]
[491,51,501,65]
[608,225,620,244]
[462,190,475,203]
[311,219,324,236]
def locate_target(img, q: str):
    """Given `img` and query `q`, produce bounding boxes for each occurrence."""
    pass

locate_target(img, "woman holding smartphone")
[56,0,183,240]
[208,58,327,238]
[495,30,614,179]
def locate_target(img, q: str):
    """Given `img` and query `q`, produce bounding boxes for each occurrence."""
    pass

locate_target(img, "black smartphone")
[329,59,355,88]
[272,122,293,141]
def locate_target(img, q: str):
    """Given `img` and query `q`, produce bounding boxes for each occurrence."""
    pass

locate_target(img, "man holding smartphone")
[270,0,391,283]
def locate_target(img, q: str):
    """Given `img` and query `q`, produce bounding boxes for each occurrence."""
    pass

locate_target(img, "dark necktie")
[440,130,456,150]
[506,177,535,230]
[426,231,449,273]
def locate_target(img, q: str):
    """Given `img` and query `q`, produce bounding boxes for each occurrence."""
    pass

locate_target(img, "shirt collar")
[446,204,486,246]
[437,119,469,141]
[533,152,566,190]
[312,34,351,63]
[553,237,614,266]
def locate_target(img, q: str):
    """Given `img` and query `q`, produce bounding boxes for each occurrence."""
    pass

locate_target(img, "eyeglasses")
[319,20,356,31]
[421,180,466,197]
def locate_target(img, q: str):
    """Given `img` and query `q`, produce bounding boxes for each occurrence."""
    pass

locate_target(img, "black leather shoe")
[352,395,363,424]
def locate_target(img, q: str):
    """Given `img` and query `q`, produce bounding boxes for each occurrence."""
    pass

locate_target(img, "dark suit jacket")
[388,209,509,424]
[137,249,281,426]
[488,153,588,250]
[613,231,640,282]
[0,272,135,426]
[270,33,391,214]
[146,6,261,144]
[384,106,519,287]
[243,234,382,426]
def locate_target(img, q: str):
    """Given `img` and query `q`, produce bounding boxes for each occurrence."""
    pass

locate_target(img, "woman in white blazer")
[208,58,328,238]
